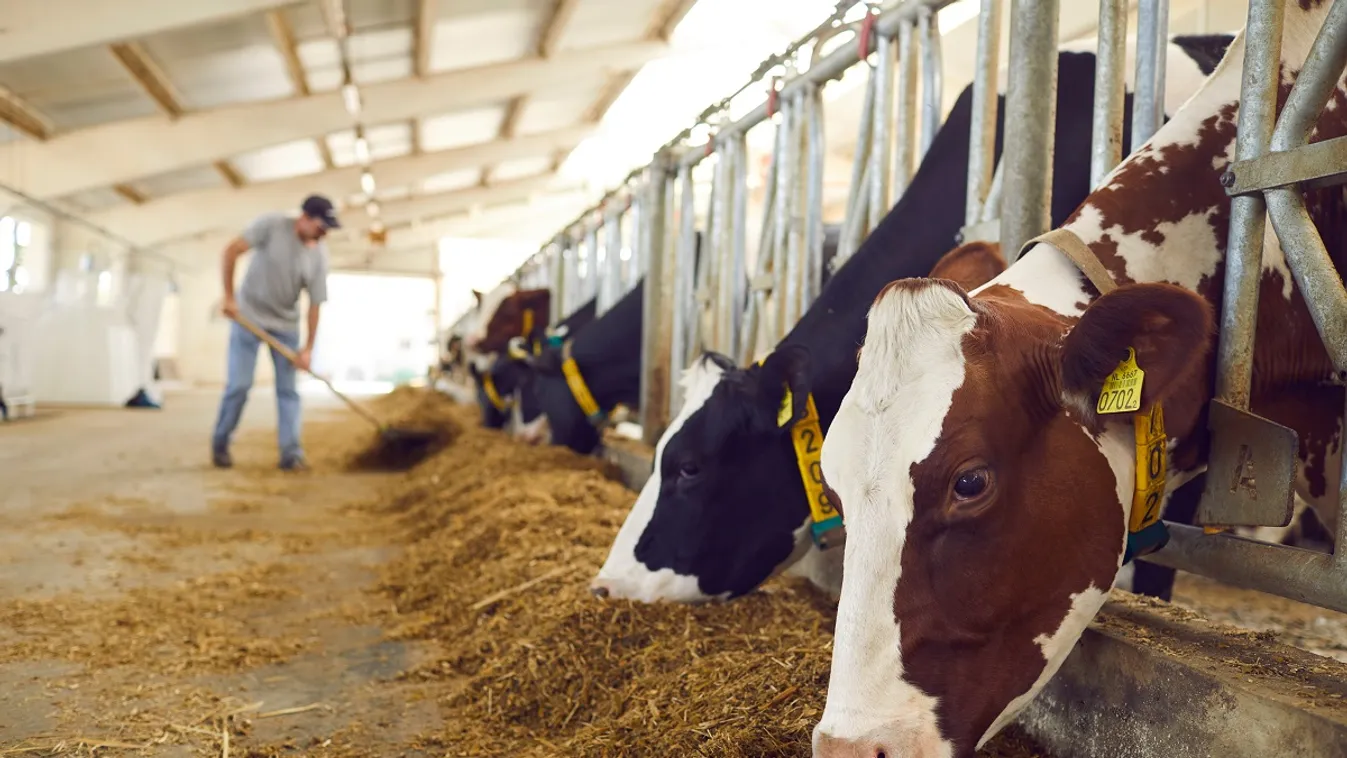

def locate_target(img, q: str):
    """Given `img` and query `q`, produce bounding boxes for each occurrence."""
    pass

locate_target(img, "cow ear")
[928,241,1006,292]
[1060,282,1214,427]
[757,344,812,431]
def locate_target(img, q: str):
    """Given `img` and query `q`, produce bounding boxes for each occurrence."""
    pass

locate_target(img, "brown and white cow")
[813,5,1347,757]
[463,283,552,358]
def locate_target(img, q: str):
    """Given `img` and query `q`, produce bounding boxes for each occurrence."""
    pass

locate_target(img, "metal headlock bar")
[1141,0,1347,616]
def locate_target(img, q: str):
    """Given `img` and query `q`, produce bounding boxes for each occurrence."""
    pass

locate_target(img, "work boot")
[212,443,233,469]
[279,453,309,472]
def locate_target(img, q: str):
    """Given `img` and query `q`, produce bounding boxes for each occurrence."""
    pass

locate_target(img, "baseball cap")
[301,194,341,229]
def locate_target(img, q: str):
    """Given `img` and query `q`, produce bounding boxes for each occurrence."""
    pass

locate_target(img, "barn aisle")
[0,390,448,756]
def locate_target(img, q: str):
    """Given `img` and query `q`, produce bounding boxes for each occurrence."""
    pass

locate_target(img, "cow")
[589,34,1235,604]
[460,285,553,428]
[492,294,600,433]
[812,7,1345,757]
[511,278,648,453]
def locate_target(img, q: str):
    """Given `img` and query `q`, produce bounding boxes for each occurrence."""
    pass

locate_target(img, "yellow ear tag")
[778,386,794,428]
[1097,347,1144,415]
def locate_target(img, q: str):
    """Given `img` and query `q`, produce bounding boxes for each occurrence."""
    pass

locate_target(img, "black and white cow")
[513,278,648,454]
[493,294,600,432]
[590,35,1237,603]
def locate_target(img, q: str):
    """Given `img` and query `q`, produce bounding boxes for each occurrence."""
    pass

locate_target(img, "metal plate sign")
[1197,399,1299,528]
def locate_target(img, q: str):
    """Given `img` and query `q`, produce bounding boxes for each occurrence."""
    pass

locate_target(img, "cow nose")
[589,581,611,599]
[814,733,894,758]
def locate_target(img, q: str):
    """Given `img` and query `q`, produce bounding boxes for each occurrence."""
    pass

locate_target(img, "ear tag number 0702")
[1097,347,1144,415]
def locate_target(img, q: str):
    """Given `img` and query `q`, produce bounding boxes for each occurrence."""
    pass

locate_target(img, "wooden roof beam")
[0,86,54,140]
[109,41,185,118]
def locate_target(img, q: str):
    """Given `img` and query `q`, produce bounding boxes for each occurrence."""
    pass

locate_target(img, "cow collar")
[758,359,845,550]
[521,308,535,341]
[560,339,608,426]
[481,372,511,412]
[1019,229,1170,565]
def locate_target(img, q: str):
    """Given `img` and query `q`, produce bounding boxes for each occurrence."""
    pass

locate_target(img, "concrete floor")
[0,389,445,756]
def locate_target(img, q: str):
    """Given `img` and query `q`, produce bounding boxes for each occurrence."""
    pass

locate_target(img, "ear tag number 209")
[1097,347,1145,415]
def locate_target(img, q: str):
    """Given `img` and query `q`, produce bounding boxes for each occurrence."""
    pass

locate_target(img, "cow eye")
[678,461,701,480]
[952,467,991,499]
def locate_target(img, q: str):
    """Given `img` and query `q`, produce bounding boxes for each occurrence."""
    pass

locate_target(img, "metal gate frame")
[1142,0,1347,615]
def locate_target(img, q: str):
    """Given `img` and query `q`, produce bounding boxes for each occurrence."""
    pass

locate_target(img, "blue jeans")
[211,322,302,461]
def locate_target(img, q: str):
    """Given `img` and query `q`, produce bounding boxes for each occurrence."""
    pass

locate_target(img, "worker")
[211,194,337,471]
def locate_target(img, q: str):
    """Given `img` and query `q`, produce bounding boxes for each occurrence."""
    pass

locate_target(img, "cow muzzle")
[813,725,949,758]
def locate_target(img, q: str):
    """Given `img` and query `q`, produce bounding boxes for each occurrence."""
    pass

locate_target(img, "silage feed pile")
[353,388,1052,757]
[311,385,463,472]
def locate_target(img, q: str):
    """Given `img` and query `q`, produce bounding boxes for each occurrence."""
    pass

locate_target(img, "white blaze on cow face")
[814,281,976,758]
[591,357,729,603]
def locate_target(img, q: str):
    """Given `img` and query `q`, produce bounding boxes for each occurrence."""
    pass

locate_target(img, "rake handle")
[230,312,386,431]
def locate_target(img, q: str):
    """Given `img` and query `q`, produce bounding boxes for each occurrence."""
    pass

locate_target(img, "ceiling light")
[360,171,376,195]
[342,83,361,116]
[354,136,370,164]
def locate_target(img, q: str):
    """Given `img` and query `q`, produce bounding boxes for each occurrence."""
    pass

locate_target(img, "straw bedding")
[353,387,1053,757]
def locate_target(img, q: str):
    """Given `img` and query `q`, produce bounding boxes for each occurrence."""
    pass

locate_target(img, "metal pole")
[1212,0,1285,411]
[639,154,674,446]
[729,131,749,360]
[1130,0,1170,152]
[1091,0,1129,189]
[703,146,727,354]
[586,222,601,308]
[566,233,581,315]
[628,192,643,288]
[1000,0,1059,263]
[804,82,826,309]
[773,96,796,341]
[893,19,918,198]
[550,239,566,323]
[918,4,943,160]
[784,89,807,331]
[1142,525,1347,614]
[839,158,872,264]
[872,31,896,221]
[741,132,781,364]
[603,205,623,315]
[983,157,1005,224]
[671,161,698,413]
[841,65,878,259]
[1193,0,1307,531]
[965,0,1002,227]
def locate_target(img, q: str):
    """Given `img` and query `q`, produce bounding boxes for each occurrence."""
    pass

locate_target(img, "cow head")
[514,343,604,453]
[592,241,1008,603]
[812,277,1213,758]
[466,287,551,354]
[482,348,549,440]
[593,347,814,602]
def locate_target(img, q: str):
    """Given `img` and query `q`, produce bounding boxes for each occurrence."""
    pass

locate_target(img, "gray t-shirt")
[237,212,329,334]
